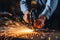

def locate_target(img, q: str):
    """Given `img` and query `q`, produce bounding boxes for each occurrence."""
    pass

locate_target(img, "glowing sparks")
[18,29,34,34]
[9,27,34,35]
[0,20,59,40]
[0,20,37,38]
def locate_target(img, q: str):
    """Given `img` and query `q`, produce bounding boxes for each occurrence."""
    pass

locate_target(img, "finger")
[23,15,29,23]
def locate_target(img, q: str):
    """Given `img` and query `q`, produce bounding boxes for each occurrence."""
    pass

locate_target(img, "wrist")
[24,10,29,14]
[39,15,46,21]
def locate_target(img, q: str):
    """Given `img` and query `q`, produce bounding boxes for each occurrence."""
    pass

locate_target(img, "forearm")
[20,0,28,14]
[39,0,58,20]
[39,0,51,20]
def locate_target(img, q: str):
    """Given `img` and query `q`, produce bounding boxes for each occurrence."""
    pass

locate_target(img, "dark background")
[0,0,60,30]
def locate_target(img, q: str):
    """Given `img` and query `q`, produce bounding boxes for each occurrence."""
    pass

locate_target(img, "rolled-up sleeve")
[39,0,58,20]
[20,0,28,14]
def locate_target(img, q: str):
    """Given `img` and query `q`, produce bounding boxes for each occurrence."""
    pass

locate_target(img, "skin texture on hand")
[23,10,46,29]
[23,10,30,23]
[34,15,46,28]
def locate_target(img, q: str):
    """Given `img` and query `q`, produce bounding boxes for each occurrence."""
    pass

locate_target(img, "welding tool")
[29,8,35,26]
[28,0,38,26]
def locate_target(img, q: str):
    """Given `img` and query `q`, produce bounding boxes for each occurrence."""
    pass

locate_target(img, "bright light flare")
[18,29,34,34]
[0,20,41,39]
[11,27,34,35]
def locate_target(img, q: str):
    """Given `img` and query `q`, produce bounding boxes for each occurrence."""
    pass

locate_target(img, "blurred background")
[0,0,60,30]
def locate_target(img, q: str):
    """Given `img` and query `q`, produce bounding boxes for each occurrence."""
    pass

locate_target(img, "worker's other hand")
[34,15,46,28]
[23,10,30,23]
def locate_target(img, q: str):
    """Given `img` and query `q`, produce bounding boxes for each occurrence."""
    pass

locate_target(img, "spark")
[0,20,59,40]
[0,20,38,39]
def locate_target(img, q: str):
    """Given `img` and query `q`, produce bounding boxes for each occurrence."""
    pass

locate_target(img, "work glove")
[34,15,46,28]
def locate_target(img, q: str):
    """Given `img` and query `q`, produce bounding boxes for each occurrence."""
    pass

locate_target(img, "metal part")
[29,8,35,26]
[29,3,37,27]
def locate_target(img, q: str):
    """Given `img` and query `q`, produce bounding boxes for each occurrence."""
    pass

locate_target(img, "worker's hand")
[34,15,46,28]
[23,10,30,23]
